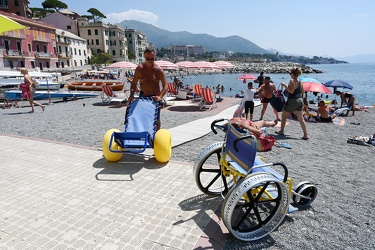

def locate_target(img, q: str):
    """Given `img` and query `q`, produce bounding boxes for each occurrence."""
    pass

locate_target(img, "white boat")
[0,70,63,90]
[3,89,99,101]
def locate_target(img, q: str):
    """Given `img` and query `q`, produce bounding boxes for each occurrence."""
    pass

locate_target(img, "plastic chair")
[192,84,203,102]
[167,82,178,97]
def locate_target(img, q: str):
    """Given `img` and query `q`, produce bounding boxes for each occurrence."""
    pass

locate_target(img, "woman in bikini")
[230,117,278,136]
[20,68,45,113]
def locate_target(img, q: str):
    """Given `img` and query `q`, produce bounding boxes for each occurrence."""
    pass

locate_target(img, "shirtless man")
[129,48,168,130]
[317,100,336,122]
[256,76,280,121]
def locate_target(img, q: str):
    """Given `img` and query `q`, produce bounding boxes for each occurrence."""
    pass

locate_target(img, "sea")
[171,63,375,106]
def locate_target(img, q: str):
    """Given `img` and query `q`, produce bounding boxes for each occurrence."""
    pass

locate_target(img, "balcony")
[35,52,53,59]
[1,30,26,39]
[58,52,71,59]
[3,50,24,58]
[33,37,52,43]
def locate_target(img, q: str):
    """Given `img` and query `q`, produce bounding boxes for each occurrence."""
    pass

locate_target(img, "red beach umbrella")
[107,61,137,69]
[213,61,235,69]
[303,81,332,94]
[154,60,178,69]
[237,74,257,82]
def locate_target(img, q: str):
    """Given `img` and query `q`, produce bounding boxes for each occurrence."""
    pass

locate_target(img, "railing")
[58,52,71,58]
[33,37,52,43]
[35,52,53,58]
[1,31,26,39]
[3,50,24,58]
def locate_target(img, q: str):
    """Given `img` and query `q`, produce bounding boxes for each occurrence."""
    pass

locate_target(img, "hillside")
[119,20,270,54]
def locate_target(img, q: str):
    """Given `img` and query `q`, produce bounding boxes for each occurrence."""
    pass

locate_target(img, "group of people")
[239,69,359,140]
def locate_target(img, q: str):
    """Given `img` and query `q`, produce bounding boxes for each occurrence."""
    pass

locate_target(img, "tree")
[41,0,68,12]
[87,8,106,23]
[92,52,113,64]
[128,51,136,60]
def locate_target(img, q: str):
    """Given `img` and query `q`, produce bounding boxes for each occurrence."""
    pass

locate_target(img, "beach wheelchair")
[102,97,172,163]
[194,119,318,241]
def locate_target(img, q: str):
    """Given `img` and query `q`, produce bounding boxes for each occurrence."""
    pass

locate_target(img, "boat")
[0,70,63,90]
[4,90,99,101]
[67,79,124,91]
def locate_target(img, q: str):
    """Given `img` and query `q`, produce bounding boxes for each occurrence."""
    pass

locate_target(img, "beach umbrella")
[175,61,195,68]
[299,77,321,84]
[237,74,257,82]
[0,14,28,34]
[154,60,178,69]
[107,61,137,69]
[324,80,353,90]
[302,81,332,94]
[191,61,219,69]
[212,60,235,69]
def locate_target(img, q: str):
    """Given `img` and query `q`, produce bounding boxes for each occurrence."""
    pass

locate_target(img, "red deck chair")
[192,84,203,102]
[200,88,217,111]
[167,82,178,97]
[101,84,125,104]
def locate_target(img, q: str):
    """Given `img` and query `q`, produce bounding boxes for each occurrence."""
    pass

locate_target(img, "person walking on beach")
[20,68,45,113]
[128,48,168,130]
[334,90,356,116]
[256,76,280,121]
[243,82,256,121]
[254,71,264,88]
[276,68,308,140]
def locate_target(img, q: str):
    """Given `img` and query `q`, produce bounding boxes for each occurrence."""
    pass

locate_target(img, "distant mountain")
[119,20,270,54]
[337,54,375,63]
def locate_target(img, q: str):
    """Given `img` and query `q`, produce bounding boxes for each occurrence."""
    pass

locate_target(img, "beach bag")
[270,88,285,112]
[32,78,41,89]
[256,134,275,152]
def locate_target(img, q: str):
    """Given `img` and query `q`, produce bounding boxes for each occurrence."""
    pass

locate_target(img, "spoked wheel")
[194,142,235,196]
[292,181,318,207]
[222,172,289,241]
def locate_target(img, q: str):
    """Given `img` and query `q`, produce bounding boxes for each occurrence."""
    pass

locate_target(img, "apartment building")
[55,29,88,70]
[77,18,128,63]
[0,0,30,17]
[125,29,148,64]
[171,45,205,57]
[41,11,80,35]
[0,10,58,70]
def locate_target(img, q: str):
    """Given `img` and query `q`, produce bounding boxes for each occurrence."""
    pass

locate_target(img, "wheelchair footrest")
[113,131,152,148]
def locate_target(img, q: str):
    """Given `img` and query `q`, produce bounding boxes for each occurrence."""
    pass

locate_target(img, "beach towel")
[333,117,345,126]
[347,136,374,147]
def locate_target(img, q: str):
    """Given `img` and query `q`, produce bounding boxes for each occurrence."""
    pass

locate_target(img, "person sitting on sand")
[230,117,278,136]
[317,100,337,123]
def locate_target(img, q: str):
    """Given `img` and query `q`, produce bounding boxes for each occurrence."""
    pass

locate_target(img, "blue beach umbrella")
[323,80,353,90]
[298,77,321,84]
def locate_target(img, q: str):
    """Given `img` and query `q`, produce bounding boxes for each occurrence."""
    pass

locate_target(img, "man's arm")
[129,68,140,101]
[154,69,168,102]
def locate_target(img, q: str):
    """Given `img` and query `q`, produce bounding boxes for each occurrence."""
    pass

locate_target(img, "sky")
[29,0,375,58]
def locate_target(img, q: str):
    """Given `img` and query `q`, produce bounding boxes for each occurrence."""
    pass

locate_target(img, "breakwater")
[230,62,323,74]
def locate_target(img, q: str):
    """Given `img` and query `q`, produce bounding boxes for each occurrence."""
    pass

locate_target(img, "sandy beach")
[1,95,374,249]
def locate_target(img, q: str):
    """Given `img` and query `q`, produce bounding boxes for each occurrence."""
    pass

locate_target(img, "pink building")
[0,10,58,70]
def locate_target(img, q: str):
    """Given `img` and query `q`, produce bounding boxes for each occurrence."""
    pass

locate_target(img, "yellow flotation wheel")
[154,129,172,163]
[102,128,123,162]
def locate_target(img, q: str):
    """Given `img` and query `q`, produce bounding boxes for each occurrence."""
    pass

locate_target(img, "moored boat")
[67,79,124,91]
[4,90,99,101]
[0,70,63,90]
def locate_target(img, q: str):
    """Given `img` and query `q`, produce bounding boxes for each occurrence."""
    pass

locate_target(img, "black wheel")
[293,182,318,207]
[222,172,289,241]
[194,142,235,196]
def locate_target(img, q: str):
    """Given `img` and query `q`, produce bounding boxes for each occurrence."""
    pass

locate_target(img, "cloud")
[105,9,158,25]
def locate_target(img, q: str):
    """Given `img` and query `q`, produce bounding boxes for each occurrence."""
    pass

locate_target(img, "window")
[96,39,99,45]
[43,45,47,53]
[67,25,71,30]
[79,49,81,56]
[28,43,31,51]
[88,30,91,35]
[87,39,90,45]
[80,60,83,66]
[36,44,40,52]
[15,0,19,6]
[74,48,77,55]
[95,29,98,35]
[112,50,116,56]
[84,50,86,56]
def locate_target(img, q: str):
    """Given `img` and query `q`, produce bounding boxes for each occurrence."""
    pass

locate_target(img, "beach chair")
[102,97,172,163]
[199,87,217,111]
[167,82,178,97]
[193,119,318,241]
[192,84,203,102]
[101,84,125,104]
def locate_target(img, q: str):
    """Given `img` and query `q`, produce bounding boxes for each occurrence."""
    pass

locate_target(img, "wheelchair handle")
[272,163,288,183]
[210,118,225,134]
[233,135,254,152]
